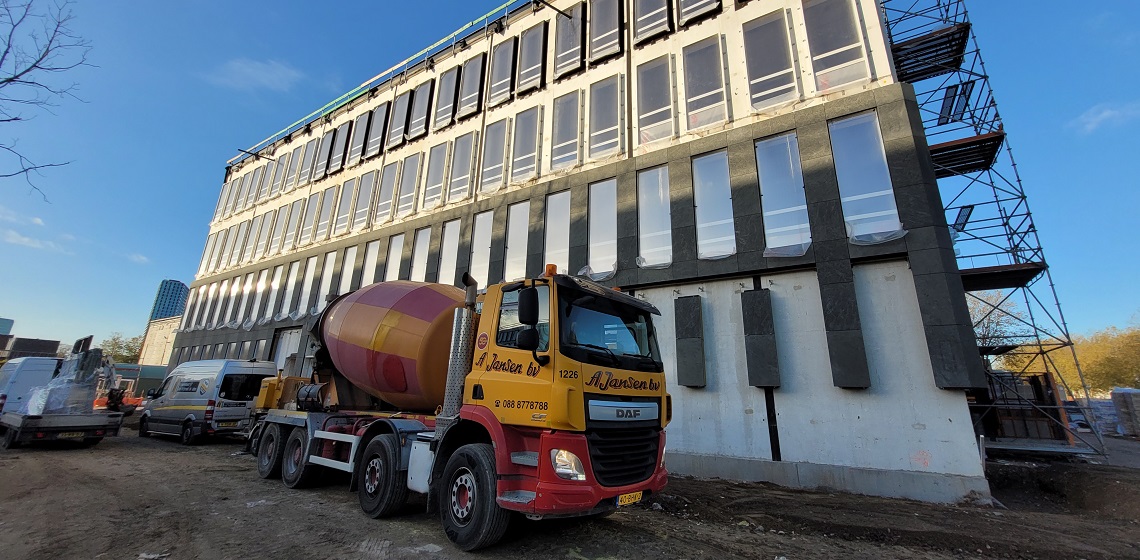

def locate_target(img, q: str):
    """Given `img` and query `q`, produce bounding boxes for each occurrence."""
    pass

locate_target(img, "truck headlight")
[550,449,587,481]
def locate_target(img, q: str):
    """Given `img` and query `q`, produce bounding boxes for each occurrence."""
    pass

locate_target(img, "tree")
[967,290,1030,353]
[55,341,69,358]
[0,0,90,197]
[99,331,143,364]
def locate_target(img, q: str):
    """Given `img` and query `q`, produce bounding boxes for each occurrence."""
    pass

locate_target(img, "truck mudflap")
[495,429,668,516]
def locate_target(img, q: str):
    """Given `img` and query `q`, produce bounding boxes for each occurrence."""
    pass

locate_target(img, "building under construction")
[171,0,1091,503]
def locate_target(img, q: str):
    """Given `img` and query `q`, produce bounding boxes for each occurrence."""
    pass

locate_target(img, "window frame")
[313,186,338,242]
[352,171,377,232]
[327,121,352,175]
[553,2,586,79]
[802,0,870,93]
[636,55,675,145]
[828,111,902,239]
[396,152,422,217]
[551,90,581,170]
[312,129,336,181]
[456,54,486,120]
[333,177,357,236]
[407,79,434,141]
[433,66,461,131]
[676,0,721,27]
[511,106,542,183]
[387,91,412,150]
[742,11,800,110]
[469,210,494,287]
[409,227,432,282]
[480,119,509,193]
[422,142,449,211]
[487,37,518,108]
[373,161,400,225]
[637,165,673,267]
[633,0,672,44]
[363,102,390,159]
[384,233,405,282]
[691,150,737,259]
[589,0,623,63]
[588,75,622,159]
[517,22,547,95]
[544,190,571,273]
[437,219,461,286]
[587,178,618,277]
[503,200,531,281]
[682,35,729,131]
[347,111,372,167]
[755,132,812,252]
[448,132,477,202]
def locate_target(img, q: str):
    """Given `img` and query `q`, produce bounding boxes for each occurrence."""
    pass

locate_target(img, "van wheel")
[357,433,408,518]
[282,427,320,489]
[138,416,151,438]
[256,424,286,479]
[0,427,18,450]
[439,443,510,551]
[180,422,198,446]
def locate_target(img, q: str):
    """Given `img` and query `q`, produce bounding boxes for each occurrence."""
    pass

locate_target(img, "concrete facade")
[138,316,180,367]
[173,0,988,502]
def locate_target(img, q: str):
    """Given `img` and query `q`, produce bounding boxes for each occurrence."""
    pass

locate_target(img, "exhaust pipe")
[436,273,479,439]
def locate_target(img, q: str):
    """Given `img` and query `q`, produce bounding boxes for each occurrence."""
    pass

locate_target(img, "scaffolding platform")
[891,22,972,83]
[960,262,1046,291]
[985,438,1098,456]
[977,344,1018,356]
[929,131,1005,178]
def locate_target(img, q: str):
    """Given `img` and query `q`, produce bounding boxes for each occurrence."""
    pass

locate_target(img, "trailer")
[0,410,123,448]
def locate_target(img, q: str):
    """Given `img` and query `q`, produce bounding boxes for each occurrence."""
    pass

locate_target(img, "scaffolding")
[881,0,1103,454]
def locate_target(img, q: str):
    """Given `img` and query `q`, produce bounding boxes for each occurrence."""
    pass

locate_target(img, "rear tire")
[138,416,151,438]
[357,433,408,518]
[179,422,198,446]
[0,427,18,450]
[438,443,510,551]
[256,423,286,479]
[281,427,321,489]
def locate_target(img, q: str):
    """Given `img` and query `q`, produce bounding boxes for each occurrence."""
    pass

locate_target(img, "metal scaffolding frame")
[880,0,1103,454]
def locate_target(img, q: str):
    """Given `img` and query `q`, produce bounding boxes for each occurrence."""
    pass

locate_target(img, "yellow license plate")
[616,491,643,507]
[217,421,238,428]
[57,432,84,439]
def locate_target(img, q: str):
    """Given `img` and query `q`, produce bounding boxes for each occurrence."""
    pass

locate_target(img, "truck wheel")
[357,433,408,518]
[438,443,510,551]
[0,427,18,450]
[256,423,286,479]
[138,416,151,438]
[179,422,198,446]
[282,427,320,489]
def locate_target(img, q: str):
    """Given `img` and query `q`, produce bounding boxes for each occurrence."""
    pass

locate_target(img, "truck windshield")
[558,287,663,373]
[219,374,269,401]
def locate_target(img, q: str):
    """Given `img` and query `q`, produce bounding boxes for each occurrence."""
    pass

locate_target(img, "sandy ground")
[1,431,1138,560]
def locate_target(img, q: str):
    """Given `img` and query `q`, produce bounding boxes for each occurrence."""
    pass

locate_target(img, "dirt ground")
[1,431,1138,560]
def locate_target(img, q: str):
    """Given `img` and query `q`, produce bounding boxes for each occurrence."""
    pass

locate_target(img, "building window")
[297,138,319,186]
[677,0,721,26]
[328,121,352,174]
[470,211,494,287]
[249,165,265,205]
[488,37,517,108]
[637,166,672,267]
[397,152,421,217]
[511,107,541,182]
[284,145,303,192]
[334,177,357,236]
[387,91,412,150]
[551,91,579,170]
[213,182,231,221]
[316,251,337,313]
[589,76,621,159]
[384,234,404,281]
[353,171,377,232]
[756,133,811,253]
[312,129,336,181]
[743,12,798,110]
[297,193,320,246]
[363,102,390,159]
[267,204,288,257]
[803,0,868,92]
[438,219,461,286]
[588,179,618,277]
[211,279,230,328]
[410,227,431,282]
[480,119,508,192]
[282,198,304,253]
[242,214,263,263]
[407,79,434,141]
[683,36,728,129]
[422,142,448,211]
[554,2,585,78]
[297,256,319,316]
[692,151,736,258]
[263,266,284,321]
[434,66,460,131]
[339,245,358,293]
[457,54,485,119]
[361,240,381,286]
[448,132,476,202]
[374,161,400,224]
[828,112,902,239]
[637,56,673,144]
[253,210,274,260]
[504,201,530,281]
[589,0,622,62]
[248,269,269,324]
[347,111,371,167]
[517,23,546,94]
[197,233,216,277]
[278,261,299,320]
[633,0,671,44]
[270,153,288,197]
[213,225,234,272]
[313,186,338,242]
[228,220,249,268]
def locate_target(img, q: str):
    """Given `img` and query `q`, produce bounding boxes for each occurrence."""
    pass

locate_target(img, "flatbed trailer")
[0,410,123,449]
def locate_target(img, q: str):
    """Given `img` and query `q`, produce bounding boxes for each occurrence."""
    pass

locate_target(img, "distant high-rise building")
[0,318,12,336]
[149,280,189,321]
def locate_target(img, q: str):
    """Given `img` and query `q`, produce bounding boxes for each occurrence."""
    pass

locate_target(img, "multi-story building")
[138,315,180,367]
[173,0,997,502]
[148,279,189,321]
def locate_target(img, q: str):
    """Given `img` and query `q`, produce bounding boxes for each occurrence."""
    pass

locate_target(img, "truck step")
[510,451,538,467]
[498,490,536,505]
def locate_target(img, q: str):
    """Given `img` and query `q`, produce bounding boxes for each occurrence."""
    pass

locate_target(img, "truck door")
[148,375,178,431]
[471,286,554,426]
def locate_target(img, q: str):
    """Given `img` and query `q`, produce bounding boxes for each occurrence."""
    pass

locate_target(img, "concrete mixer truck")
[250,269,670,551]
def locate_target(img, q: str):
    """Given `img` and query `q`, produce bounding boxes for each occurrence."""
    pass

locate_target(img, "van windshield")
[218,374,269,401]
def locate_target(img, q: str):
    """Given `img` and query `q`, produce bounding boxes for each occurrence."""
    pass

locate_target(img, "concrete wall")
[138,316,180,367]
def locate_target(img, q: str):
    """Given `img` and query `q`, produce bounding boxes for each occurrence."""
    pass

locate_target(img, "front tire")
[438,443,510,551]
[256,423,286,479]
[281,427,320,489]
[357,433,408,518]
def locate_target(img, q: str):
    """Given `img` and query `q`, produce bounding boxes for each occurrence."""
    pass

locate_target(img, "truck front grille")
[585,427,660,487]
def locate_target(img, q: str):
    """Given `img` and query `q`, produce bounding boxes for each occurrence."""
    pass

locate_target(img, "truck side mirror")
[517,328,539,351]
[518,287,539,326]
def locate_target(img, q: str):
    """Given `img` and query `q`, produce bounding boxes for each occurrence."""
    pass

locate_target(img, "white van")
[139,360,276,445]
[0,357,61,413]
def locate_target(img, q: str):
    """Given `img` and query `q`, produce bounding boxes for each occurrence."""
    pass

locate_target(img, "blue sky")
[0,1,1136,346]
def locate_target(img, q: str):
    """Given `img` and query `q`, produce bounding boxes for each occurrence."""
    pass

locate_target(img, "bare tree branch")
[0,0,90,190]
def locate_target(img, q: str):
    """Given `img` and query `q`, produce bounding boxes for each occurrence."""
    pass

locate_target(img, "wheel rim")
[449,467,476,526]
[182,425,191,441]
[365,456,384,495]
[285,438,300,474]
[260,435,275,468]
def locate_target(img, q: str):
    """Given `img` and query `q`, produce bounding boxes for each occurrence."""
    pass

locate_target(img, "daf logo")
[616,409,641,418]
